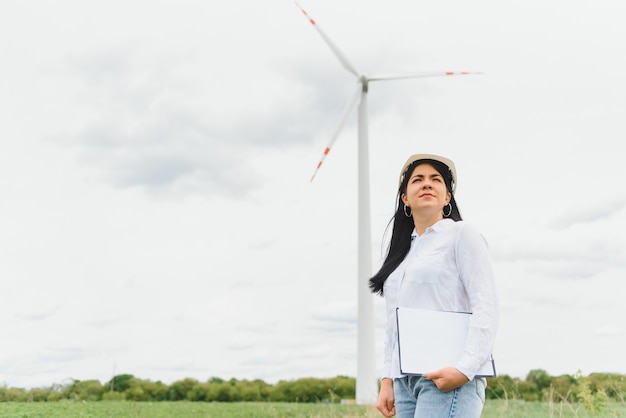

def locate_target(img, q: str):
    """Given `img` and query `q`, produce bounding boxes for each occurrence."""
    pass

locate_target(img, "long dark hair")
[368,159,462,295]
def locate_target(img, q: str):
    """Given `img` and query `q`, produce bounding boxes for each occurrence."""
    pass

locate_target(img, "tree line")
[0,375,355,403]
[0,370,624,405]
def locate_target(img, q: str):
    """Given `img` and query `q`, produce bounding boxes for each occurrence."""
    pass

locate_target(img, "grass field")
[0,400,624,417]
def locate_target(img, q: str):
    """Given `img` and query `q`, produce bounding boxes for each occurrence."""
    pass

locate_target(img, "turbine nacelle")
[358,76,369,93]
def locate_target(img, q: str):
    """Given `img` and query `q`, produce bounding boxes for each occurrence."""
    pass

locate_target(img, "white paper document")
[396,307,496,377]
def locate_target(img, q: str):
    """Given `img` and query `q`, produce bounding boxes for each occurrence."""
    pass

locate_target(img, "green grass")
[0,400,624,418]
[483,399,626,418]
[0,401,376,418]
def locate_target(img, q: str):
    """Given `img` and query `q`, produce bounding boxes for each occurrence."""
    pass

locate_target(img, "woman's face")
[401,163,451,215]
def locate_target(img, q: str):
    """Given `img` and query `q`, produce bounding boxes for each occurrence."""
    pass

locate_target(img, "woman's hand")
[376,378,396,417]
[424,367,469,392]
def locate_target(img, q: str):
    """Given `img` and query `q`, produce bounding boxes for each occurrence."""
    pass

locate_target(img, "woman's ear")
[401,193,408,206]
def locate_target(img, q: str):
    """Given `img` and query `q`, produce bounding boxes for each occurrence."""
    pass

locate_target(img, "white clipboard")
[396,307,496,377]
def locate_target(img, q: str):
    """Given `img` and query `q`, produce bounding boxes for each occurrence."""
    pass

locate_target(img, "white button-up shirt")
[382,219,499,381]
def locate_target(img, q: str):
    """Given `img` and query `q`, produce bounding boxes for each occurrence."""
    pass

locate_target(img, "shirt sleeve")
[453,222,499,380]
[381,311,395,379]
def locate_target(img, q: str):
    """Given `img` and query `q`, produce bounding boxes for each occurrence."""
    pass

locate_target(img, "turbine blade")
[295,2,360,77]
[310,82,363,182]
[368,71,482,81]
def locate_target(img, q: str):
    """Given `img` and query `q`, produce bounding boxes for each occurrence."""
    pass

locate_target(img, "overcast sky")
[1,0,625,390]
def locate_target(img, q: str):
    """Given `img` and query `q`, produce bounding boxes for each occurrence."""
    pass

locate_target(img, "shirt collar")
[411,218,454,238]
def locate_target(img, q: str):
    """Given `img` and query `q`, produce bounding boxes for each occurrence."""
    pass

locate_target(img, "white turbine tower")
[295,3,478,404]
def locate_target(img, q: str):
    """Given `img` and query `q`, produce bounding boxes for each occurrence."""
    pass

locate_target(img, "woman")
[370,154,498,418]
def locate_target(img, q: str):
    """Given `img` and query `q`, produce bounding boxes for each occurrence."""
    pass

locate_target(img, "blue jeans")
[393,376,486,418]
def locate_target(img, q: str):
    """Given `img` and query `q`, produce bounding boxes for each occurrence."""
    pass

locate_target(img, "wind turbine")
[295,2,479,404]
